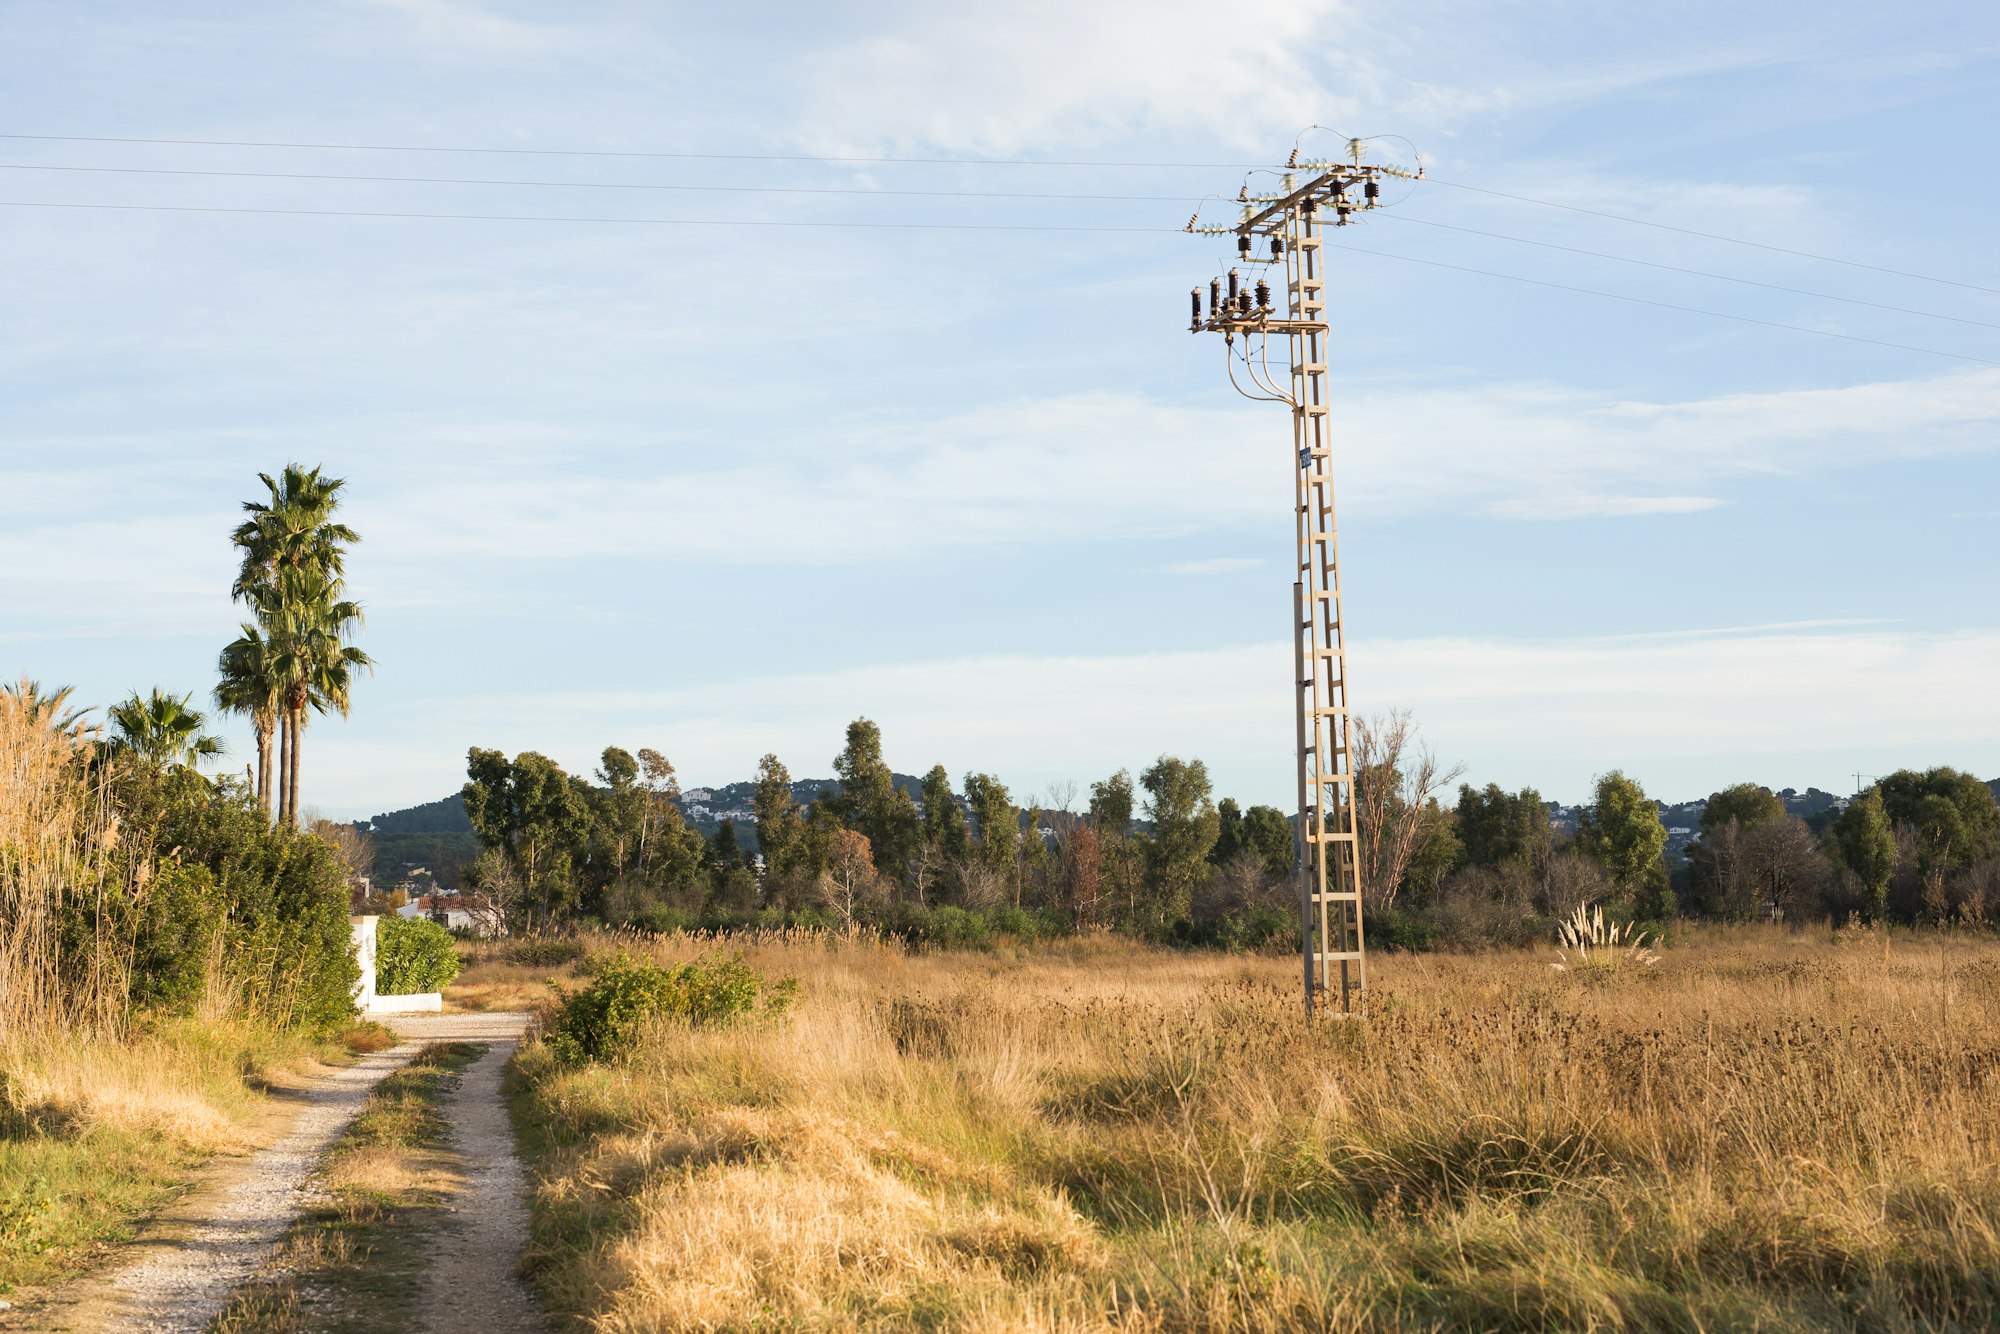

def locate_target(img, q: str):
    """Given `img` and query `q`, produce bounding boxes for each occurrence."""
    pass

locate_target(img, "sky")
[3,0,1997,819]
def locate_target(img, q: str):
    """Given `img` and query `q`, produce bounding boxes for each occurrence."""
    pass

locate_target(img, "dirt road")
[6,1011,540,1333]
[394,1014,546,1334]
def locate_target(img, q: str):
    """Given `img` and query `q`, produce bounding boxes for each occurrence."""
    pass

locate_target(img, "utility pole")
[1184,136,1419,1016]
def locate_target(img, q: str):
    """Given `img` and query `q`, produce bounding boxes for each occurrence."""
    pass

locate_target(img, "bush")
[376,915,462,995]
[505,937,587,967]
[545,952,793,1064]
[114,773,358,1029]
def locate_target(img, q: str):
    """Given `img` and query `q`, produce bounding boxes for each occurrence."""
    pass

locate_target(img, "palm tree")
[0,678,95,743]
[214,627,282,813]
[230,465,358,601]
[227,464,367,827]
[259,567,372,827]
[105,689,225,771]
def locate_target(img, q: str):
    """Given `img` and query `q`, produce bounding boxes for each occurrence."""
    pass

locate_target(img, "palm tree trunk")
[287,702,304,828]
[255,718,272,818]
[274,710,289,826]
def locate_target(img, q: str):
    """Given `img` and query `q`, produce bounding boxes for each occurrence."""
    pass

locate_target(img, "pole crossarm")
[1181,134,1417,1016]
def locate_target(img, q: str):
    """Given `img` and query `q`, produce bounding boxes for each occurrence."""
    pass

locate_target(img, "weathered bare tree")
[1062,821,1101,927]
[823,829,884,930]
[1351,709,1464,912]
[306,813,375,881]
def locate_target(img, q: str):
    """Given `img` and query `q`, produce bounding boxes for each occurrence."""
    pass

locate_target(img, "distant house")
[398,893,505,938]
[683,788,713,802]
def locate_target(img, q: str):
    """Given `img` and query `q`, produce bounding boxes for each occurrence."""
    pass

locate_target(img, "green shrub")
[376,916,462,995]
[505,937,586,967]
[72,771,360,1029]
[545,952,794,1064]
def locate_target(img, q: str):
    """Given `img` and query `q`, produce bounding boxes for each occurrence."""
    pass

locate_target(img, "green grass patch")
[0,1019,350,1296]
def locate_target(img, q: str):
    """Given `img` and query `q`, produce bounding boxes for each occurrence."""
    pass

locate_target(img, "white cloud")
[308,622,2000,816]
[12,364,1991,633]
[793,0,1353,156]
[357,365,2000,566]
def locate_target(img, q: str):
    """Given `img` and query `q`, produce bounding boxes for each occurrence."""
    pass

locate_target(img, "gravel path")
[14,1011,541,1334]
[101,1043,420,1333]
[414,1026,547,1334]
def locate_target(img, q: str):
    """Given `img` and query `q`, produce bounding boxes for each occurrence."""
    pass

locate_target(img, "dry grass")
[0,1018,349,1291]
[514,926,2000,1332]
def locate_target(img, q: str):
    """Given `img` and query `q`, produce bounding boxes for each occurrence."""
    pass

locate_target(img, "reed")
[510,926,2000,1331]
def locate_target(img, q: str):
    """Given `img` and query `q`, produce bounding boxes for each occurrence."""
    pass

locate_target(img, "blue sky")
[3,1,1997,818]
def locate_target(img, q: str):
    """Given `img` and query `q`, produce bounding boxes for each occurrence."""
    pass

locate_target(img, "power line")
[0,160,1195,204]
[1382,214,2000,332]
[1424,176,2000,300]
[0,132,1258,170]
[4,197,1991,367]
[0,197,1180,234]
[7,130,1993,297]
[12,160,1994,331]
[1326,239,2000,367]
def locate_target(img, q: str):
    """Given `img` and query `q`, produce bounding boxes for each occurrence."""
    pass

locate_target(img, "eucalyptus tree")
[106,689,225,772]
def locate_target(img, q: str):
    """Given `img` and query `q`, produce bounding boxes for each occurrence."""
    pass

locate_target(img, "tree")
[1090,769,1140,923]
[261,567,372,829]
[635,747,680,869]
[1831,791,1897,921]
[1455,784,1550,871]
[1351,711,1463,912]
[753,753,804,881]
[1212,798,1244,865]
[308,817,375,881]
[1,677,93,741]
[709,819,742,871]
[912,764,967,905]
[229,468,369,829]
[461,748,590,930]
[1700,783,1785,840]
[1578,771,1667,899]
[823,828,883,929]
[1139,756,1219,927]
[1063,821,1102,927]
[830,718,917,881]
[1877,768,1998,870]
[214,626,281,816]
[106,688,224,772]
[1236,804,1296,880]
[964,772,1017,880]
[921,765,968,860]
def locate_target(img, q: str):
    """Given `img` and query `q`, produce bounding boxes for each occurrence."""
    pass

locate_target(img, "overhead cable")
[0,160,1194,203]
[0,197,1178,234]
[0,132,1256,170]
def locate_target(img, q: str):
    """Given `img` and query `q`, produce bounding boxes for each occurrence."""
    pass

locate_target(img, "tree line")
[458,712,2000,946]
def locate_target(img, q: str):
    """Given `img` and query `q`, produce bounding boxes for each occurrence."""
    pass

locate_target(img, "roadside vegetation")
[209,1043,481,1334]
[0,462,374,1295]
[506,927,2000,1332]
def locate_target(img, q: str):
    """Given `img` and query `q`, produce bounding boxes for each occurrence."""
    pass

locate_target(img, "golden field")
[498,926,2000,1332]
